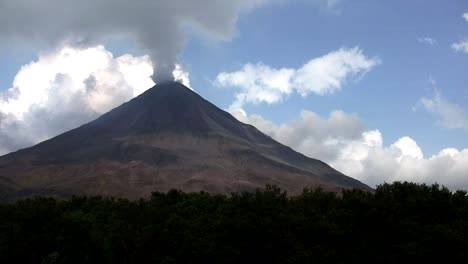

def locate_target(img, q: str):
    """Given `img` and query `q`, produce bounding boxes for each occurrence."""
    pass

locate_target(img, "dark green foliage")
[1,182,467,263]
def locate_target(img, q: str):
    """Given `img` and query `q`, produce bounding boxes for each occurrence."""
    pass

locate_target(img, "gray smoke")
[0,0,269,82]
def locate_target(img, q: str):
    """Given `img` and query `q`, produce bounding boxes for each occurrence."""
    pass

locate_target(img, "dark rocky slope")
[0,81,370,201]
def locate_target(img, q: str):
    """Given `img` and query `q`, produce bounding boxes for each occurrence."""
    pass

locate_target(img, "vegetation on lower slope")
[1,182,467,263]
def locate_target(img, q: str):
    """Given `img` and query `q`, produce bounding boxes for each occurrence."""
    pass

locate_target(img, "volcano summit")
[0,82,370,200]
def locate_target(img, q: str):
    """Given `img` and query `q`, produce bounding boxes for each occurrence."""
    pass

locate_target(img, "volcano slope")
[0,81,370,201]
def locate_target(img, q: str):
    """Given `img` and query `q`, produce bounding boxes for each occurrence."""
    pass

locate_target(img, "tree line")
[1,182,467,263]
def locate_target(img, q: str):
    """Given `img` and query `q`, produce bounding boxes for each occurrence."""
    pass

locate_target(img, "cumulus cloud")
[415,91,468,130]
[451,39,468,54]
[216,64,296,109]
[0,0,274,82]
[0,45,190,155]
[215,47,381,110]
[173,64,192,89]
[233,109,468,190]
[463,12,468,22]
[417,37,437,46]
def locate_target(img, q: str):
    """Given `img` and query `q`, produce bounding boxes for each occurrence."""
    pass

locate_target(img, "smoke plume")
[0,0,269,82]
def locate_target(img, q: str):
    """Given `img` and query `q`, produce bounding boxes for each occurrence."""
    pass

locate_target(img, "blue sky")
[0,0,467,188]
[181,0,468,155]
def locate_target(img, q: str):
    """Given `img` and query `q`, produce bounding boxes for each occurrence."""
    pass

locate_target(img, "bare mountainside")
[0,81,370,201]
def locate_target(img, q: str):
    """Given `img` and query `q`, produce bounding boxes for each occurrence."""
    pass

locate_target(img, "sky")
[0,0,467,189]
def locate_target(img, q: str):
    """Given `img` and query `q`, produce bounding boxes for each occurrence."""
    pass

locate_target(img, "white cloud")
[463,12,468,22]
[233,109,468,190]
[215,47,381,110]
[390,137,423,161]
[451,40,468,54]
[293,47,381,96]
[415,91,468,130]
[173,64,192,89]
[0,45,190,155]
[417,37,437,46]
[216,63,296,110]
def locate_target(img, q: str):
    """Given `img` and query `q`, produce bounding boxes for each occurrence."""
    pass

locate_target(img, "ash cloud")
[0,0,269,82]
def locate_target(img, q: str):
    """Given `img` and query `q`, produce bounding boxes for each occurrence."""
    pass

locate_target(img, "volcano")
[0,82,370,201]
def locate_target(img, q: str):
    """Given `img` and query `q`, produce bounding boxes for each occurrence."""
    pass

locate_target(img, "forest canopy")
[1,182,467,263]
